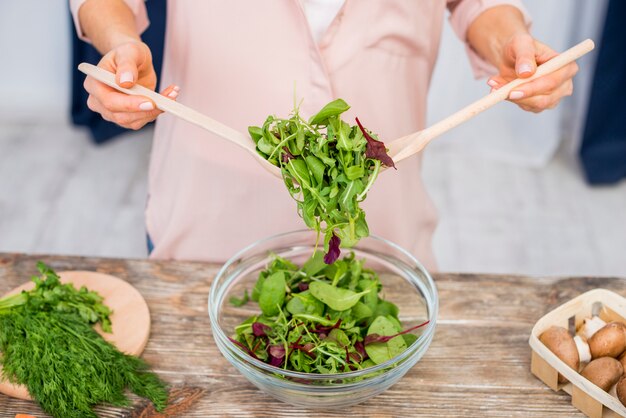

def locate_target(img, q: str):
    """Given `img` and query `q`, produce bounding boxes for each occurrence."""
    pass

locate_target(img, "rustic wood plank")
[1,253,625,417]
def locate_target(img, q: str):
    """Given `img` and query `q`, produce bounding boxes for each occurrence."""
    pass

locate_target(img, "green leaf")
[365,316,407,365]
[309,281,369,311]
[285,290,324,316]
[258,271,286,316]
[345,165,364,180]
[286,159,311,189]
[248,126,263,142]
[251,272,266,302]
[305,155,325,186]
[350,302,373,322]
[302,251,326,277]
[308,99,351,126]
[229,289,249,307]
[374,300,399,319]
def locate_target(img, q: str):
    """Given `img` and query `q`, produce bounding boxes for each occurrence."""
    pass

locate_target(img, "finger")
[513,83,572,113]
[507,62,578,100]
[84,76,156,113]
[99,83,179,113]
[112,45,145,88]
[487,75,509,89]
[534,40,559,65]
[511,34,537,77]
[161,84,180,100]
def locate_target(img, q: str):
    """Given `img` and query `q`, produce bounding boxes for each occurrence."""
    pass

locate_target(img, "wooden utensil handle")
[391,39,595,163]
[77,63,254,154]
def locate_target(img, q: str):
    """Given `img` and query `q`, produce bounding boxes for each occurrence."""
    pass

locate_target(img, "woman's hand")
[83,40,179,130]
[487,33,579,113]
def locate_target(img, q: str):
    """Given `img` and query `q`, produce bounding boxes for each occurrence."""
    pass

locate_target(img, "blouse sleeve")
[69,0,150,44]
[447,0,532,78]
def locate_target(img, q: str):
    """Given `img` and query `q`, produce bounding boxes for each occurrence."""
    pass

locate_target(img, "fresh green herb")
[230,253,429,373]
[0,262,168,418]
[249,99,395,264]
[229,289,250,307]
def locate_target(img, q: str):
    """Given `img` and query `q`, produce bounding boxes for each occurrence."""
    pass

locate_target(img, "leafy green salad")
[248,99,395,264]
[229,252,429,373]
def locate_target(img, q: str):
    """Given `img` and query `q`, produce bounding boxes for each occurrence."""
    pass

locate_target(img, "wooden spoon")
[77,63,281,178]
[386,39,595,163]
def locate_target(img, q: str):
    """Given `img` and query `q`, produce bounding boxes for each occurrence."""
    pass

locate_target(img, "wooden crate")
[529,288,626,417]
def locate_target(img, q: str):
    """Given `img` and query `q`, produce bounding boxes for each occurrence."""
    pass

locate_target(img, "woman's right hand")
[83,40,179,130]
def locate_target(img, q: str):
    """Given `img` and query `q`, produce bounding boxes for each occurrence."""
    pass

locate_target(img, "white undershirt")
[301,0,345,44]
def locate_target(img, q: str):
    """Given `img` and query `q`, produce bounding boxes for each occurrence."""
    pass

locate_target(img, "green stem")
[0,292,27,313]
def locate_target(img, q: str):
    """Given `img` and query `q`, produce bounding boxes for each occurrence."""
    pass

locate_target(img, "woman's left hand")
[487,33,579,113]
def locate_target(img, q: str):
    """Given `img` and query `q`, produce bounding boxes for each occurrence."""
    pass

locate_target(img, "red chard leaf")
[324,234,341,264]
[364,320,430,345]
[355,117,396,169]
[269,344,286,359]
[252,322,272,337]
[228,337,259,360]
[281,146,295,164]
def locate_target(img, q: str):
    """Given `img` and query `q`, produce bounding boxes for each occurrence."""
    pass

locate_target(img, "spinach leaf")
[309,281,369,311]
[364,316,407,365]
[258,271,286,316]
[229,289,249,307]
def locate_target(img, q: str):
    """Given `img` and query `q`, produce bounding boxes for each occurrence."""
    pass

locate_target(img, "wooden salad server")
[386,39,595,164]
[77,63,282,177]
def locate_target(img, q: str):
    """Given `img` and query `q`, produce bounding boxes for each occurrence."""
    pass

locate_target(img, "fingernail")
[167,90,178,99]
[509,91,525,100]
[517,63,533,75]
[139,101,154,111]
[173,85,180,92]
[487,79,498,87]
[120,71,134,84]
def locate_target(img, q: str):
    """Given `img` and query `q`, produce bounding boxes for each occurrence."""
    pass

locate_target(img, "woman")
[71,0,578,269]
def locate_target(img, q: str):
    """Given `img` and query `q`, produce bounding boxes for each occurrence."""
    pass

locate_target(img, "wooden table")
[1,253,624,417]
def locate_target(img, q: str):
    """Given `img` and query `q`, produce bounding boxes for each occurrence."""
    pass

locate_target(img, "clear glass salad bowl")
[208,230,438,408]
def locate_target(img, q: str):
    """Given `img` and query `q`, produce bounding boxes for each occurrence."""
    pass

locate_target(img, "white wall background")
[0,0,71,122]
[0,0,607,163]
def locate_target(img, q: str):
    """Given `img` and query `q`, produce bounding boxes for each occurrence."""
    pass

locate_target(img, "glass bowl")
[208,230,438,408]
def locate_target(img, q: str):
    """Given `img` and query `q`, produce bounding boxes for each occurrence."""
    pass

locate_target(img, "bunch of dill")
[0,262,168,418]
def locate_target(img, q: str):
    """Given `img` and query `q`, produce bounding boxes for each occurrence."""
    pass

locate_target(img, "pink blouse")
[71,0,529,270]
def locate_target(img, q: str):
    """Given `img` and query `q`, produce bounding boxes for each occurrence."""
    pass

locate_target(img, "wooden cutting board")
[0,271,151,401]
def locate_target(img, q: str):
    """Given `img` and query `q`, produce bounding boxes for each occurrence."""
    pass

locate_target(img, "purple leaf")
[364,320,430,345]
[252,322,272,337]
[310,319,342,334]
[281,146,295,164]
[298,282,309,291]
[355,117,396,169]
[269,344,286,359]
[269,355,284,367]
[228,337,259,360]
[354,340,368,361]
[268,344,286,367]
[289,342,316,358]
[324,234,341,264]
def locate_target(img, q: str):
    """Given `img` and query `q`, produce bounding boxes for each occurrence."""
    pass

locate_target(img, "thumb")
[512,34,537,78]
[114,46,141,88]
